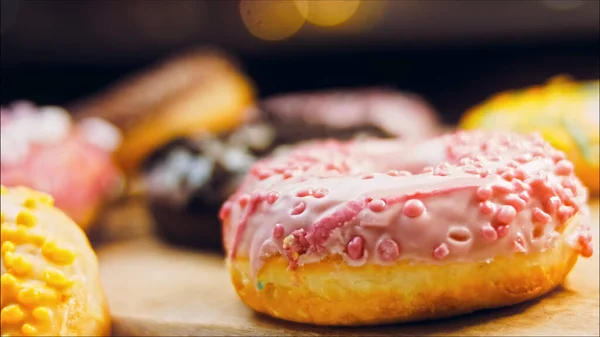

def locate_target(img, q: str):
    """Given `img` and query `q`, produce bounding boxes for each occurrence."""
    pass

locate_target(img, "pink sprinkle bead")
[368,199,387,213]
[555,160,574,176]
[377,239,400,261]
[504,195,526,212]
[433,243,449,260]
[481,225,498,241]
[403,199,426,218]
[347,236,365,260]
[291,202,306,215]
[266,192,279,204]
[532,207,551,225]
[272,223,285,238]
[479,201,496,215]
[313,188,329,198]
[476,186,493,201]
[495,205,517,225]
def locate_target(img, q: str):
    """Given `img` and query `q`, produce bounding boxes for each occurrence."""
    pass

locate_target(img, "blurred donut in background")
[0,102,123,232]
[70,48,256,176]
[67,49,257,245]
[257,87,441,144]
[459,76,600,195]
[69,47,442,250]
[142,87,441,249]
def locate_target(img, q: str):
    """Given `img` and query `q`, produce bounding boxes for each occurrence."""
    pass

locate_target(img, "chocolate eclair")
[142,88,441,250]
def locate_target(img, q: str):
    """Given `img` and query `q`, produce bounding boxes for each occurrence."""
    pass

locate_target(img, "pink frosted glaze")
[0,102,123,225]
[220,131,593,279]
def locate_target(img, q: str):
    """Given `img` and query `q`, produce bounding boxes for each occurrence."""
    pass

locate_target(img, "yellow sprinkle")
[0,185,7,195]
[5,226,44,247]
[43,268,72,288]
[59,277,80,297]
[3,251,15,265]
[16,210,37,227]
[292,252,299,260]
[17,287,42,306]
[26,232,46,247]
[282,235,294,249]
[1,304,26,324]
[17,286,58,306]
[21,323,38,336]
[32,307,52,321]
[1,241,16,255]
[41,241,76,266]
[23,197,37,209]
[36,193,54,206]
[7,254,33,277]
[1,273,18,289]
[41,241,57,255]
[1,226,20,244]
[3,226,46,246]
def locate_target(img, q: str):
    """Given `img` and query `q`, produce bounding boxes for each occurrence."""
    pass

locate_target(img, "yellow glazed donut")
[459,76,600,195]
[0,186,110,336]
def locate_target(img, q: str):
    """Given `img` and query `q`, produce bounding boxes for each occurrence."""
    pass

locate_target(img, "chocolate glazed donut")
[143,88,441,250]
[143,122,275,250]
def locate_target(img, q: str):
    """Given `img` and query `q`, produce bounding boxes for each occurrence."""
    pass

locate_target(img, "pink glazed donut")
[0,102,123,232]
[222,130,593,326]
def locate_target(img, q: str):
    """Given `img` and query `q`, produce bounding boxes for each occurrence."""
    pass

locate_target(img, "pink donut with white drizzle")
[222,130,593,326]
[1,101,123,232]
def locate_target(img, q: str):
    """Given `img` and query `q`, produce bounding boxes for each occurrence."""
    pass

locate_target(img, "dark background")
[1,0,599,125]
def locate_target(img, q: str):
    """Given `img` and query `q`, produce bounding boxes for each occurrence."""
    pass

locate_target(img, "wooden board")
[97,201,600,336]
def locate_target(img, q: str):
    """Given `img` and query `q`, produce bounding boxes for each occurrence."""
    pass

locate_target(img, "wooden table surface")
[97,200,600,336]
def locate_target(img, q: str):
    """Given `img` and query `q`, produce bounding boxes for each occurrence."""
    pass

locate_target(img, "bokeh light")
[332,0,386,33]
[240,0,307,41]
[296,0,360,27]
